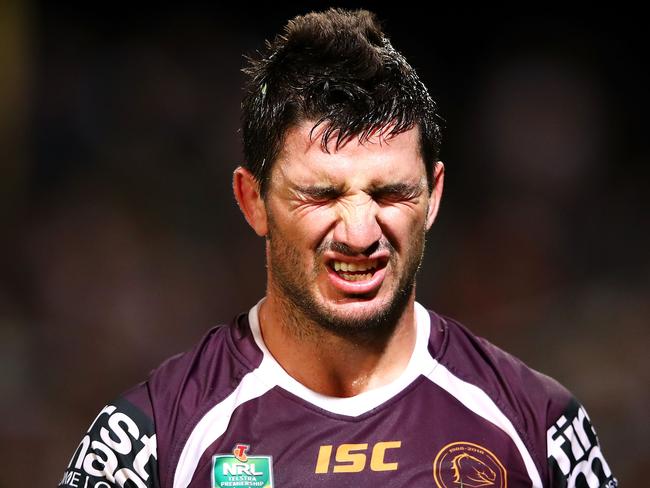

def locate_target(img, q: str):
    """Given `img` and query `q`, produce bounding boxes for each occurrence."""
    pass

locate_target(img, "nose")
[332,196,382,255]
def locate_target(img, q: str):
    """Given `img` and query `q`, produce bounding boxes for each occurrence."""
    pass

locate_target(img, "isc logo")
[315,441,401,473]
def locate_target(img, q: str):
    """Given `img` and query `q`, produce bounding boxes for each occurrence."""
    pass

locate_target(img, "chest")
[178,383,534,488]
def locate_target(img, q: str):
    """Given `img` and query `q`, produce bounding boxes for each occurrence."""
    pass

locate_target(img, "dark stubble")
[266,212,427,342]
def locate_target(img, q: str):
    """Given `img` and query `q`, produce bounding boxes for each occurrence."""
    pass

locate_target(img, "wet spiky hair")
[241,8,442,195]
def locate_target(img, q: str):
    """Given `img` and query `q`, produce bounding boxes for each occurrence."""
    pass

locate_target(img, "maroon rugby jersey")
[58,302,617,488]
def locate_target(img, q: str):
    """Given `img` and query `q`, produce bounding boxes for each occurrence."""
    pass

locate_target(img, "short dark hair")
[241,8,442,196]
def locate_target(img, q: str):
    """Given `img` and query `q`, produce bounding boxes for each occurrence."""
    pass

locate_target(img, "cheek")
[377,207,427,249]
[292,207,338,247]
[269,210,336,263]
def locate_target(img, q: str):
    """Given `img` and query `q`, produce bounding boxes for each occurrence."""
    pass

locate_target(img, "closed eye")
[294,185,343,203]
[370,183,423,203]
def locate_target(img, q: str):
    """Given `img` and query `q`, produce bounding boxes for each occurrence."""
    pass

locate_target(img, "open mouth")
[328,258,388,282]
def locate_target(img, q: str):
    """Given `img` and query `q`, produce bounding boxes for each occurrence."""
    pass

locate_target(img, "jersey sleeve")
[58,387,159,488]
[546,397,617,487]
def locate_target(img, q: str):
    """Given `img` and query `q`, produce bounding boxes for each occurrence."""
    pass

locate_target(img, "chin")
[326,295,393,315]
[307,288,414,336]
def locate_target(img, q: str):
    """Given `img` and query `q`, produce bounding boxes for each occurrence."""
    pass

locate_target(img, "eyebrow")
[292,181,425,200]
[293,185,344,200]
[369,182,424,197]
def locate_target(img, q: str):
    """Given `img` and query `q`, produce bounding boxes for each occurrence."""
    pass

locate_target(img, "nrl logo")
[433,441,507,488]
[212,443,274,488]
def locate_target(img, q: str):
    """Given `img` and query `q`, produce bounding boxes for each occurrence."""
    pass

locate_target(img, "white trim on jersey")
[173,299,543,488]
[247,299,436,416]
[172,365,274,488]
[172,299,433,488]
[424,362,544,488]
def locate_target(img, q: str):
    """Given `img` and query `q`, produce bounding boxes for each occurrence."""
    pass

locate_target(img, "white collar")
[247,299,436,416]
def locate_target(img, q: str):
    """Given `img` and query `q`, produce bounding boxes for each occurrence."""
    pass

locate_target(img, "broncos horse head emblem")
[450,452,497,487]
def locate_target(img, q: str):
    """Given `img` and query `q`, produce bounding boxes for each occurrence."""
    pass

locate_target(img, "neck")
[258,291,418,397]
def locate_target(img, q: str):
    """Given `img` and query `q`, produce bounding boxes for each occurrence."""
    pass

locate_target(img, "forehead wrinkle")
[273,121,425,190]
[275,157,343,190]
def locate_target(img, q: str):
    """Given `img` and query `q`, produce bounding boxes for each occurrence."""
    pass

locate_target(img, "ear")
[233,166,268,236]
[425,161,445,230]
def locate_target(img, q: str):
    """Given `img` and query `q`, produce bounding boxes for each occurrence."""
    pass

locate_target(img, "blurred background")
[0,2,647,485]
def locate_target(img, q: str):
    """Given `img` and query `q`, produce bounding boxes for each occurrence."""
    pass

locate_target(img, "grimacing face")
[236,121,443,336]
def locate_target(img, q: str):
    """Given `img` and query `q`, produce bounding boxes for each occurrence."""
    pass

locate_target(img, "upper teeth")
[332,260,378,272]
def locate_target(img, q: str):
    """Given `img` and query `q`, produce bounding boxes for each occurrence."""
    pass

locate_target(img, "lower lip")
[326,265,387,295]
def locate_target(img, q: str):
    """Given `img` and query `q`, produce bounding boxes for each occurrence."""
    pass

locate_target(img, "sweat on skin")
[233,121,444,397]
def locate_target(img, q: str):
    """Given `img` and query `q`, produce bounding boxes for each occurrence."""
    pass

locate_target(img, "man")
[58,8,616,488]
